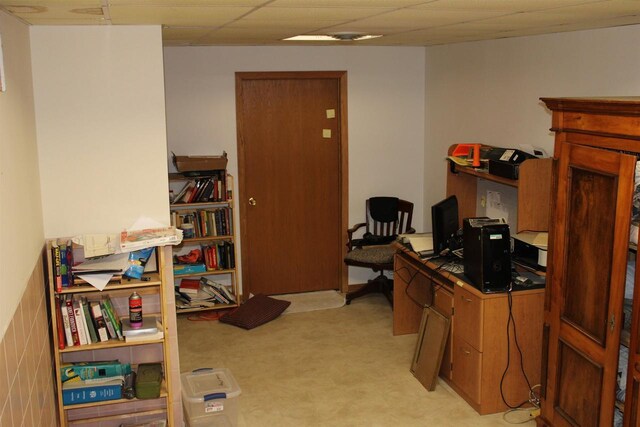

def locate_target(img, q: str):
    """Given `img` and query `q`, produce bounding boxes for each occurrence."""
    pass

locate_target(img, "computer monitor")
[431,195,459,255]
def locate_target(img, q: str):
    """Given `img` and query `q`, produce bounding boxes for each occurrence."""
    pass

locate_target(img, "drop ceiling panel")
[0,0,99,5]
[330,8,509,30]
[411,0,607,12]
[241,6,390,21]
[109,0,264,4]
[5,5,105,22]
[109,5,253,26]
[270,0,426,6]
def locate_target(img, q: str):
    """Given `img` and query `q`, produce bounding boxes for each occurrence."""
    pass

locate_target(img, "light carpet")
[275,290,345,314]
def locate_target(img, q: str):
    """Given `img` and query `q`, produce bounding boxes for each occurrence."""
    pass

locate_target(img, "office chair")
[344,197,415,306]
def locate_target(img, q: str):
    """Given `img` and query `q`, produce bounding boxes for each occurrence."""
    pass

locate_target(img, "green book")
[80,297,98,344]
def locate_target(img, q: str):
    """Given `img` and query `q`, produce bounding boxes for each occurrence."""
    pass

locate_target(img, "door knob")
[249,197,257,206]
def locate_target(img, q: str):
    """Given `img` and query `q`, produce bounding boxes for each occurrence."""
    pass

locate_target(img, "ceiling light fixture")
[284,32,382,42]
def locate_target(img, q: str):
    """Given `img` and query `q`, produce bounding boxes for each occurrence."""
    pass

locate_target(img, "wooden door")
[235,72,347,297]
[542,142,635,426]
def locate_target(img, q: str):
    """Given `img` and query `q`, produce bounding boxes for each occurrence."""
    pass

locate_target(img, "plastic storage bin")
[181,368,241,427]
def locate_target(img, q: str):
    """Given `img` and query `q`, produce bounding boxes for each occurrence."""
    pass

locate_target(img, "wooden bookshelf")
[169,173,239,313]
[46,242,173,426]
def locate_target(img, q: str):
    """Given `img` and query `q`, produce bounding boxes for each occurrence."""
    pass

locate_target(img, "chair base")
[345,273,393,307]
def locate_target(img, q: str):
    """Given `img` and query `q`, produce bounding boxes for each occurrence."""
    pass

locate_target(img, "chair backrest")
[365,197,413,237]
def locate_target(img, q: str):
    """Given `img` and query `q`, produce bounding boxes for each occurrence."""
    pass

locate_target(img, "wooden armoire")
[539,98,640,426]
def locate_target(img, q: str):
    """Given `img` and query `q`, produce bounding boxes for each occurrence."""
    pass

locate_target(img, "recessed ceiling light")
[284,33,382,42]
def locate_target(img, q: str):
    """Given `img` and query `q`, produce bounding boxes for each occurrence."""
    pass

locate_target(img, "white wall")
[0,11,43,339]
[424,24,640,229]
[31,26,170,237]
[163,46,426,285]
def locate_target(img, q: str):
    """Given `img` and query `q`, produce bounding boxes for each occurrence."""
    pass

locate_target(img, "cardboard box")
[172,152,227,173]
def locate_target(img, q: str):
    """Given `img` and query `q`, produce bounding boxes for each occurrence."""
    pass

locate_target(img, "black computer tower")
[463,218,511,293]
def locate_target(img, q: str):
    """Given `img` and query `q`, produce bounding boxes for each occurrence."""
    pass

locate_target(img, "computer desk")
[392,242,545,415]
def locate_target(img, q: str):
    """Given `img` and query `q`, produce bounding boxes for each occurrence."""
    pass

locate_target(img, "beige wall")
[0,10,44,339]
[31,25,171,237]
[424,24,640,230]
[163,46,426,285]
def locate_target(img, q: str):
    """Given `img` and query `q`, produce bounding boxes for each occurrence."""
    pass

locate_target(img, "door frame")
[235,71,349,296]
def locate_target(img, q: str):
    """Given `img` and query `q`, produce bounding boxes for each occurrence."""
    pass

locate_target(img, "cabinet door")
[543,143,635,427]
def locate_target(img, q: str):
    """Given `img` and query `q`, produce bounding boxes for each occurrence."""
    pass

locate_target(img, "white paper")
[486,191,509,223]
[75,273,113,291]
[72,234,120,258]
[128,216,169,231]
[73,253,129,271]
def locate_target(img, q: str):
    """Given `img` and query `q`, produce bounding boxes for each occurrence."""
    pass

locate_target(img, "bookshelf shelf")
[169,172,239,314]
[56,276,162,294]
[63,384,168,410]
[46,241,174,426]
[174,268,235,278]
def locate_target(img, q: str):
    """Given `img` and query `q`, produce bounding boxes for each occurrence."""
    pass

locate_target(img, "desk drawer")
[452,335,482,405]
[454,286,483,352]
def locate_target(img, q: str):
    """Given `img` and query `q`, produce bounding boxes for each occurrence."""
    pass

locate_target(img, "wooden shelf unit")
[46,241,173,426]
[536,97,640,427]
[169,173,239,313]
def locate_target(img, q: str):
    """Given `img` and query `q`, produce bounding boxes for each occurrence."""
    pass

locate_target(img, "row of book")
[55,295,157,349]
[61,361,131,405]
[171,207,233,238]
[61,361,165,407]
[51,238,74,292]
[175,277,237,309]
[171,171,228,204]
[56,295,118,349]
[173,242,235,274]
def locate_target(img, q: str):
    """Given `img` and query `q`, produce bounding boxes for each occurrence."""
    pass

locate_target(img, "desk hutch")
[393,144,551,414]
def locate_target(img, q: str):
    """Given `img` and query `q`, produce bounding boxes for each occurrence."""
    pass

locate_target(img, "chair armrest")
[346,223,366,250]
[347,223,366,235]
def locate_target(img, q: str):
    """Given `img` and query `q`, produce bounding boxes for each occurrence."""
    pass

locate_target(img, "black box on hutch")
[463,218,511,293]
[488,149,535,180]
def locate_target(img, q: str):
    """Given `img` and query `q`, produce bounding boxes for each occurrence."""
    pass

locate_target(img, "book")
[121,316,158,336]
[102,296,123,340]
[100,300,117,340]
[173,263,207,275]
[125,328,164,343]
[60,299,74,347]
[62,378,123,405]
[61,361,131,383]
[80,297,98,344]
[65,296,81,346]
[51,242,62,292]
[179,278,200,295]
[200,284,229,304]
[90,301,109,342]
[201,277,236,303]
[55,297,67,349]
[172,180,193,203]
[58,239,74,287]
[73,300,89,346]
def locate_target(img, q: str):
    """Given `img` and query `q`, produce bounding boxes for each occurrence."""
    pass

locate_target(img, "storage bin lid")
[181,368,241,402]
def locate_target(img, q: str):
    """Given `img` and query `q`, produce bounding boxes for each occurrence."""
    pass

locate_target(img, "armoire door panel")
[561,166,616,345]
[555,341,603,427]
